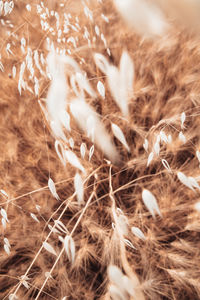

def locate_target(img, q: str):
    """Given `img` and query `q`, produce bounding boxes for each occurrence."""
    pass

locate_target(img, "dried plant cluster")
[1,0,200,299]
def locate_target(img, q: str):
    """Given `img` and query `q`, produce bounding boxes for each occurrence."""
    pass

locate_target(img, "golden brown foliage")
[0,1,200,299]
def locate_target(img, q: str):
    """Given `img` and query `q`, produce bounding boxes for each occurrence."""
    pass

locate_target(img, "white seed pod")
[194,201,200,212]
[0,189,9,198]
[9,294,18,300]
[45,272,53,279]
[143,138,148,152]
[4,244,10,255]
[34,76,39,96]
[89,145,95,161]
[74,173,84,205]
[95,25,100,36]
[12,66,16,78]
[4,237,10,248]
[168,134,172,143]
[147,151,154,167]
[159,130,168,144]
[55,140,66,167]
[142,189,162,219]
[97,80,105,98]
[161,159,172,173]
[69,137,74,149]
[22,280,30,290]
[111,123,130,152]
[196,150,200,163]
[94,53,110,74]
[48,224,60,234]
[54,220,69,234]
[178,131,186,144]
[188,176,200,190]
[0,60,4,72]
[131,226,146,240]
[124,239,136,249]
[35,205,41,212]
[80,143,87,159]
[48,177,60,200]
[101,13,109,23]
[177,172,194,191]
[65,150,85,173]
[153,141,160,156]
[43,241,57,256]
[1,208,9,222]
[2,217,6,229]
[64,235,75,263]
[181,112,186,129]
[58,236,64,243]
[30,213,40,223]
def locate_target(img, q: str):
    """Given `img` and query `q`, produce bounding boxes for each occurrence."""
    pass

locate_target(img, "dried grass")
[0,0,200,299]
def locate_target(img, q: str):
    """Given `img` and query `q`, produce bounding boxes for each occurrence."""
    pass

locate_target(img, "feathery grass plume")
[46,50,69,141]
[108,266,131,300]
[94,50,134,117]
[65,149,85,173]
[70,98,119,164]
[108,265,125,291]
[1,0,200,299]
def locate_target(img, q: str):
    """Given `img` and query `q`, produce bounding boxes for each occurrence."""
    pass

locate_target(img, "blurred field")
[0,1,200,300]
